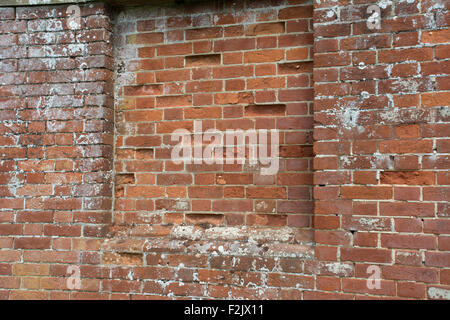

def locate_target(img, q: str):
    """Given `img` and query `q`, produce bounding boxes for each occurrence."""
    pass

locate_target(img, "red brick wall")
[312,0,449,299]
[0,3,114,299]
[0,0,448,300]
[110,0,315,299]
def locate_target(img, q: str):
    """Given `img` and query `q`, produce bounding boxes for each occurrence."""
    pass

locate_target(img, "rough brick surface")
[110,0,315,299]
[313,0,449,300]
[0,3,114,300]
[0,0,448,300]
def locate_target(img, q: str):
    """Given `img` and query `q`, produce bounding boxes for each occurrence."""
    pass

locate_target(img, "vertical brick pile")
[111,0,315,299]
[0,4,114,299]
[313,0,449,299]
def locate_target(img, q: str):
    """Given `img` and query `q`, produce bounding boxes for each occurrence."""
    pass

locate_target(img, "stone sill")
[103,238,315,260]
[102,225,315,260]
